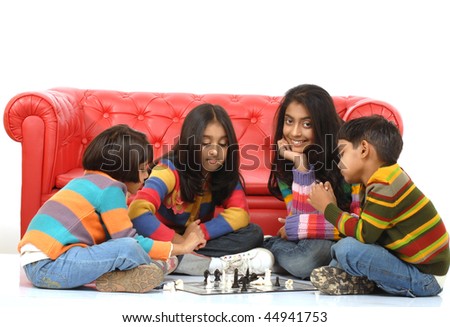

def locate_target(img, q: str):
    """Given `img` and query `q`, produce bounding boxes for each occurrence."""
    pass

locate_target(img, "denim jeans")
[196,223,264,257]
[174,223,264,275]
[263,236,334,279]
[331,237,443,297]
[23,237,153,289]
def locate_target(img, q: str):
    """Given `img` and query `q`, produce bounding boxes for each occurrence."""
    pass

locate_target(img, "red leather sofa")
[3,88,403,237]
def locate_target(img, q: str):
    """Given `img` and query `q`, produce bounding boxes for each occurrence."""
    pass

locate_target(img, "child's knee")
[118,238,146,257]
[332,237,359,261]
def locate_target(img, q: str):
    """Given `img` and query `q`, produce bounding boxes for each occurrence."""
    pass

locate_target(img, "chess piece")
[264,268,272,286]
[175,279,184,290]
[163,281,176,291]
[285,279,294,290]
[239,275,249,285]
[203,270,211,284]
[241,279,248,292]
[205,276,214,289]
[232,268,240,288]
[274,276,280,287]
[214,269,222,282]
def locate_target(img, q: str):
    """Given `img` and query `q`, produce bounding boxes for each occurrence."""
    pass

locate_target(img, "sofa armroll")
[3,88,85,235]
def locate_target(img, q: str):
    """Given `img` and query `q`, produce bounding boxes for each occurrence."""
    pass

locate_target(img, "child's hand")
[277,138,308,171]
[184,219,204,239]
[308,181,337,213]
[277,138,292,158]
[172,232,206,255]
[185,231,206,252]
[277,218,288,239]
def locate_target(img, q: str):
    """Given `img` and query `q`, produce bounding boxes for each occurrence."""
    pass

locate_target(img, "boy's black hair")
[82,124,152,183]
[268,84,351,211]
[157,103,242,205]
[338,115,403,165]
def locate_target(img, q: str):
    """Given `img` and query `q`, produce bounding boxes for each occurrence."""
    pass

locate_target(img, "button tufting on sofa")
[3,87,403,236]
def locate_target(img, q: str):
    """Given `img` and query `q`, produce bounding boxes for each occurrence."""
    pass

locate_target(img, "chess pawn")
[203,269,211,284]
[241,279,248,292]
[219,270,228,289]
[274,276,280,287]
[264,268,272,286]
[232,268,240,288]
[214,269,222,282]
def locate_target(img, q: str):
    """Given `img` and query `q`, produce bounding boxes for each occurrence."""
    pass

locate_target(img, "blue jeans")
[174,223,264,275]
[196,223,264,257]
[263,236,334,279]
[331,237,443,297]
[23,238,153,289]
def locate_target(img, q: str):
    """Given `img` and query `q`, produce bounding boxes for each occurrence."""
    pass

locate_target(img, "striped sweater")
[18,171,172,261]
[284,167,361,241]
[128,159,250,241]
[324,163,450,276]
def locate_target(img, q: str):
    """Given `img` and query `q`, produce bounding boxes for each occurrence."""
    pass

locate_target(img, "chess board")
[180,277,316,295]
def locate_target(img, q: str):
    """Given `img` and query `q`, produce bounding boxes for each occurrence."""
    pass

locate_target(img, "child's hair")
[268,84,351,211]
[82,124,152,183]
[158,103,241,205]
[338,115,403,165]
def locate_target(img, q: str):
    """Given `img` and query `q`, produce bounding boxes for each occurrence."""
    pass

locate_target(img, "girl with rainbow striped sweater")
[129,104,274,276]
[263,84,361,279]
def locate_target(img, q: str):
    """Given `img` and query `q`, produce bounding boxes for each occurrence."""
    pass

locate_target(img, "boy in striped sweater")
[308,115,449,296]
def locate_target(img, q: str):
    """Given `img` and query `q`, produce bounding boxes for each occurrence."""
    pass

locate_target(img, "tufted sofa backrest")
[4,87,403,236]
[80,90,282,160]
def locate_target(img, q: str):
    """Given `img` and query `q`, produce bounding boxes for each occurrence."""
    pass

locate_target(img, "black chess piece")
[239,275,249,285]
[274,276,280,287]
[249,272,258,282]
[241,279,248,292]
[232,268,240,288]
[214,269,222,282]
[203,270,210,284]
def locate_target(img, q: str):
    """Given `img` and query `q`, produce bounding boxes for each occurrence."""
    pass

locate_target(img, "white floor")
[2,253,448,326]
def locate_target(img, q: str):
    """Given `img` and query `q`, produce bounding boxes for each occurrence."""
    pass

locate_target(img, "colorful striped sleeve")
[129,160,177,241]
[284,169,342,241]
[134,234,172,260]
[200,182,250,239]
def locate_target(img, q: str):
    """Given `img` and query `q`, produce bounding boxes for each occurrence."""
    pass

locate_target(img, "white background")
[1,0,449,253]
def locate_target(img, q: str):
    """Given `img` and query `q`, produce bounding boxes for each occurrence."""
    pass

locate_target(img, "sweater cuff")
[148,240,173,261]
[199,223,210,241]
[285,215,300,241]
[292,167,316,186]
[324,203,342,226]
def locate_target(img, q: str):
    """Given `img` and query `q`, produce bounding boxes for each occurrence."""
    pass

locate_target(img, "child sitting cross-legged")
[308,115,449,297]
[18,124,204,293]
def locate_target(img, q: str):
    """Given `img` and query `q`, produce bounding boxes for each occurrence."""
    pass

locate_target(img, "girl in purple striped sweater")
[263,84,361,279]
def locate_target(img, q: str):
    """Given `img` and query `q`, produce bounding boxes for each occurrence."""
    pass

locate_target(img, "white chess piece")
[220,271,227,289]
[264,268,272,286]
[175,279,184,290]
[163,281,176,291]
[205,277,214,289]
[284,279,294,290]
